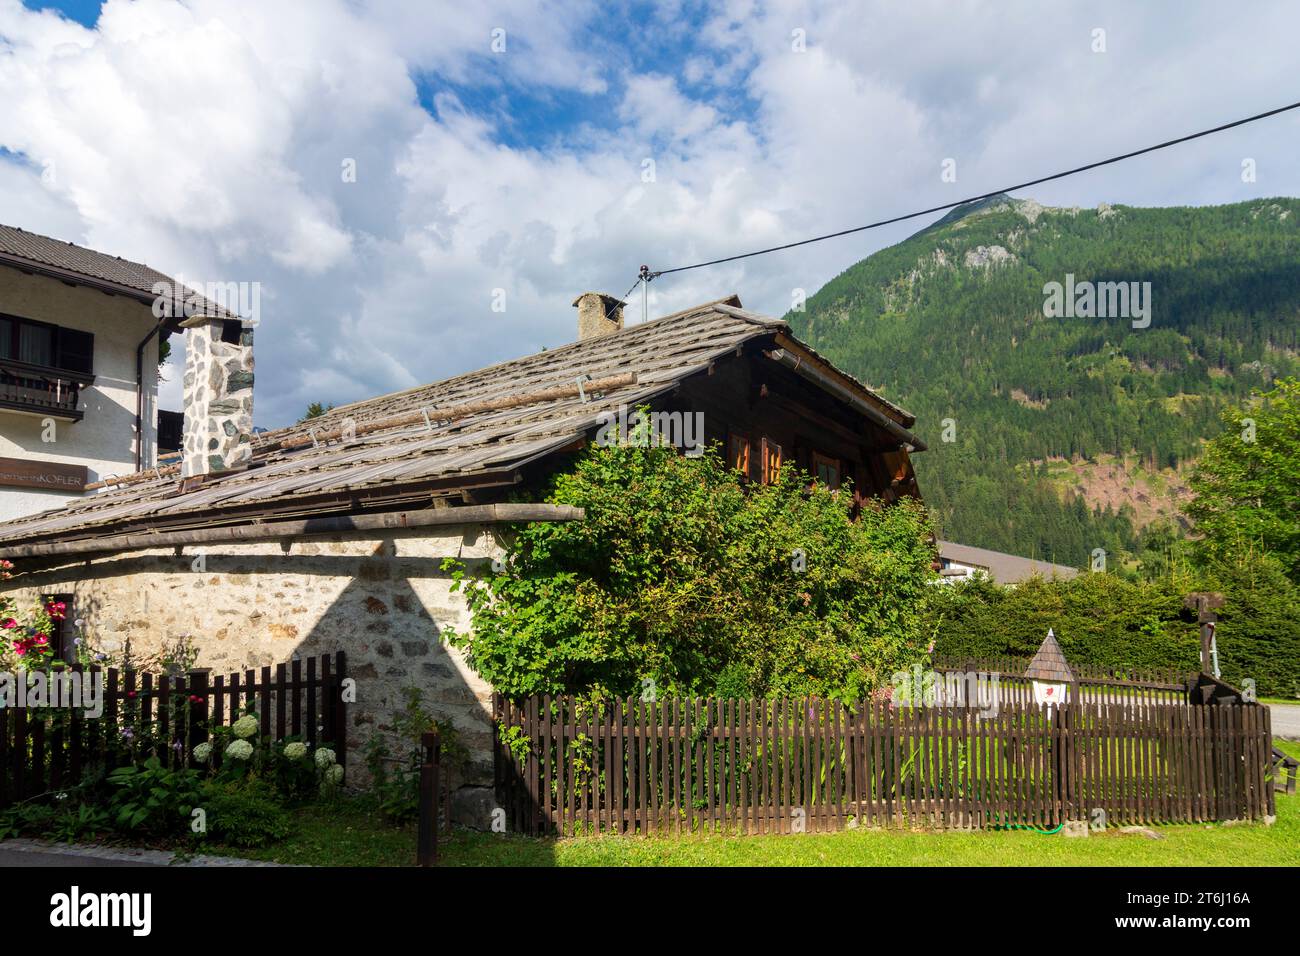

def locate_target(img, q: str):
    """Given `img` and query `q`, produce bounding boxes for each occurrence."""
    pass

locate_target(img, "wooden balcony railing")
[0,357,93,421]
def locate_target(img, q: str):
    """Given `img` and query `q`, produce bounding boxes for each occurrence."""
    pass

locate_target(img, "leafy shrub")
[929,557,1300,698]
[45,803,112,844]
[443,433,936,702]
[200,782,292,848]
[107,756,203,836]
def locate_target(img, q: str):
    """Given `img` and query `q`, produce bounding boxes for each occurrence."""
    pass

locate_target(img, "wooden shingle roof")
[0,296,919,556]
[1024,629,1074,683]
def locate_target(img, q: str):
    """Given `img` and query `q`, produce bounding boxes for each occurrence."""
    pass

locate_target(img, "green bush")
[929,559,1300,698]
[107,756,204,837]
[200,782,292,847]
[443,430,936,702]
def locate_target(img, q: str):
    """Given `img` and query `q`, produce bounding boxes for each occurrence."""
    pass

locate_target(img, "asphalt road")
[0,847,159,867]
[1268,703,1300,739]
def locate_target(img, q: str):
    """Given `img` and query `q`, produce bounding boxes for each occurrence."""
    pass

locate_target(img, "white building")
[0,224,194,523]
[936,539,1079,585]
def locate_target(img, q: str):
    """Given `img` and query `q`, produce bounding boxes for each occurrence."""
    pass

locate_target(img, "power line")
[640,98,1300,281]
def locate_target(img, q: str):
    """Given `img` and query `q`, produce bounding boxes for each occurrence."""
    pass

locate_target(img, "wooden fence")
[0,652,347,808]
[494,695,1275,836]
[929,663,1188,708]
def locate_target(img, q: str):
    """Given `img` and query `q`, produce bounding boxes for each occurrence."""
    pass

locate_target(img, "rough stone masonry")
[180,316,254,479]
[1,525,505,826]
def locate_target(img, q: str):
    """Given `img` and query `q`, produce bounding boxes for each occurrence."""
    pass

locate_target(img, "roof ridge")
[315,294,754,422]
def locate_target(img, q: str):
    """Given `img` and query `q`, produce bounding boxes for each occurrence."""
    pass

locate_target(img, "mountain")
[788,196,1300,569]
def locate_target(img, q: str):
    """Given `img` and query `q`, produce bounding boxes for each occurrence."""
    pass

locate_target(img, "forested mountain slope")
[789,196,1300,568]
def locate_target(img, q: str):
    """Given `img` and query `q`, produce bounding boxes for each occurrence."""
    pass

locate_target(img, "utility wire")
[641,98,1300,280]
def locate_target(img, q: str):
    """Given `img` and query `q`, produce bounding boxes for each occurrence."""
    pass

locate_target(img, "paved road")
[0,847,160,867]
[1268,703,1300,739]
[0,840,279,868]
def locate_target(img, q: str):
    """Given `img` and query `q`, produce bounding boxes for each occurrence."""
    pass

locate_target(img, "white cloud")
[1,0,1298,428]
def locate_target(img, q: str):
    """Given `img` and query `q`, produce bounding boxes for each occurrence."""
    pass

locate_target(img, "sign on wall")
[0,455,88,492]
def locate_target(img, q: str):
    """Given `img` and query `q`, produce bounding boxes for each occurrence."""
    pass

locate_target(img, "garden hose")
[990,820,1064,835]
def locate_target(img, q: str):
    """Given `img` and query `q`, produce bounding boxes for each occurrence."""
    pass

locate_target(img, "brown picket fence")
[493,695,1275,836]
[0,651,347,808]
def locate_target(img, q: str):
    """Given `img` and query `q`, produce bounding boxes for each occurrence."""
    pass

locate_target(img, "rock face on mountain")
[790,197,1300,567]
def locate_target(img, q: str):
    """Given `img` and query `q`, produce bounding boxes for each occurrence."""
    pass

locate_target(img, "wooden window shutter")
[761,436,782,484]
[728,433,751,478]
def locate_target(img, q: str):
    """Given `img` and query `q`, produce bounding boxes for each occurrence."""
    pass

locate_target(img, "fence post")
[187,670,210,753]
[334,651,348,771]
[417,731,441,867]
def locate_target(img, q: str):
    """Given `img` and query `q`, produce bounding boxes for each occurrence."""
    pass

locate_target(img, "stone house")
[0,292,927,816]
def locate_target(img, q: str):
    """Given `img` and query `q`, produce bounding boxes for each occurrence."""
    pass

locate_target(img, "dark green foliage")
[107,757,204,836]
[929,559,1300,698]
[929,573,1197,672]
[790,198,1300,566]
[443,432,937,702]
[200,782,292,847]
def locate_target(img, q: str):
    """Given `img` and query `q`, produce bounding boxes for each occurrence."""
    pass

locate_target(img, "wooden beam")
[0,503,585,562]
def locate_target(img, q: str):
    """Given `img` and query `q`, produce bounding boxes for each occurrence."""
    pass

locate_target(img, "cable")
[642,98,1300,280]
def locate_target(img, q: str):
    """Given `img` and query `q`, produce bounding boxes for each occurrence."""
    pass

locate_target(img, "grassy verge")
[204,741,1300,867]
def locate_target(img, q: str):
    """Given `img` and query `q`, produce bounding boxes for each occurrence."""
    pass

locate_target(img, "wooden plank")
[290,658,301,737]
[705,698,716,833]
[260,664,273,740]
[305,657,318,747]
[526,695,540,835]
[275,663,288,741]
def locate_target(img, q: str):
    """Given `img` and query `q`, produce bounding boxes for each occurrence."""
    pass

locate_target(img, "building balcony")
[0,357,92,421]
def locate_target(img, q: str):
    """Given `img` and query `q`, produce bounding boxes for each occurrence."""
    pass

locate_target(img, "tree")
[299,402,334,422]
[1186,377,1300,583]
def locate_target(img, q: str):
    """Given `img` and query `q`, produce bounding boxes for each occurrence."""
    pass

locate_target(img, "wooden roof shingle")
[0,296,917,555]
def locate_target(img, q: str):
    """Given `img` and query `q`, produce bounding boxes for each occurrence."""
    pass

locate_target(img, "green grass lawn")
[207,741,1300,867]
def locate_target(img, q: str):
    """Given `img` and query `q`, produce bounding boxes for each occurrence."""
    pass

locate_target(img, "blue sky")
[3,0,1299,426]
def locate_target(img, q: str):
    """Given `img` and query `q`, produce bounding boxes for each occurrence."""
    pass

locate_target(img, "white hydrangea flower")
[283,741,307,760]
[225,739,254,761]
[232,715,258,739]
[192,742,213,764]
[326,764,344,785]
[314,747,337,768]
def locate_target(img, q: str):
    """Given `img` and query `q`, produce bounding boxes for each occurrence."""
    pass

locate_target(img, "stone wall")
[1,523,505,821]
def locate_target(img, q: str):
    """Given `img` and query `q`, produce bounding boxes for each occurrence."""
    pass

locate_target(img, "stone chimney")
[573,292,626,341]
[179,316,254,479]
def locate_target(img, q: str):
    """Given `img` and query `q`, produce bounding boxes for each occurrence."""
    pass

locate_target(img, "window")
[0,313,94,374]
[18,322,53,367]
[42,594,74,664]
[812,452,841,490]
[728,433,752,478]
[760,436,782,484]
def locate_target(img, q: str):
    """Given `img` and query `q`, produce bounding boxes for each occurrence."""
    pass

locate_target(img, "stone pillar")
[180,316,254,479]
